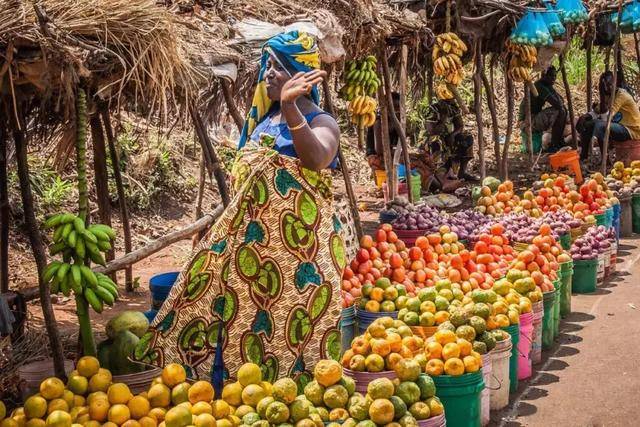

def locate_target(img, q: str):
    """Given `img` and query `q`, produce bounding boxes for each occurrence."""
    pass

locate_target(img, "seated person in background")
[366,92,435,190]
[577,71,640,164]
[518,66,567,153]
[424,96,479,191]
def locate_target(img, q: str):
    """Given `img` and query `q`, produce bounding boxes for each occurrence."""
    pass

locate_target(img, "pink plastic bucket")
[481,353,492,426]
[342,368,397,394]
[517,312,534,380]
[531,301,544,365]
[417,413,446,427]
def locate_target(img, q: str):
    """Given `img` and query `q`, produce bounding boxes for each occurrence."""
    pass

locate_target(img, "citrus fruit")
[108,383,133,405]
[108,404,131,425]
[170,383,190,406]
[221,382,243,407]
[443,358,465,376]
[194,414,216,427]
[303,381,325,406]
[88,398,109,422]
[0,402,5,421]
[40,378,65,400]
[138,417,157,427]
[163,406,191,427]
[88,369,112,393]
[369,399,394,425]
[425,359,444,376]
[322,385,348,409]
[366,378,394,400]
[237,363,262,387]
[45,411,71,427]
[394,359,421,382]
[313,360,342,387]
[212,400,230,419]
[257,397,275,419]
[148,408,166,423]
[425,397,444,416]
[187,381,214,404]
[24,396,48,419]
[265,401,289,424]
[46,399,69,415]
[395,382,420,406]
[148,384,171,408]
[65,375,88,396]
[161,364,187,388]
[441,342,461,360]
[242,384,266,407]
[289,399,311,422]
[25,420,45,427]
[76,357,100,378]
[121,421,141,427]
[463,355,480,373]
[272,378,297,404]
[128,396,151,419]
[408,402,430,420]
[0,420,18,427]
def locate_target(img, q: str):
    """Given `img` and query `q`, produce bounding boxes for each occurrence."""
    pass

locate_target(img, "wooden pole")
[14,127,66,378]
[586,31,594,110]
[524,84,534,162]
[501,71,515,180]
[96,208,223,275]
[220,79,245,133]
[559,54,578,148]
[89,115,114,263]
[193,156,207,246]
[377,49,396,201]
[634,32,640,79]
[100,109,134,292]
[481,69,500,173]
[398,45,415,201]
[602,0,624,174]
[473,40,486,179]
[190,107,231,207]
[321,75,363,239]
[0,121,8,293]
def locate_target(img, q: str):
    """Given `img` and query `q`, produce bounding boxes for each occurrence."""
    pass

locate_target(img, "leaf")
[251,177,269,205]
[237,246,259,278]
[297,191,318,226]
[330,234,347,270]
[242,333,264,364]
[308,284,331,321]
[323,329,341,361]
[156,310,176,333]
[288,308,312,347]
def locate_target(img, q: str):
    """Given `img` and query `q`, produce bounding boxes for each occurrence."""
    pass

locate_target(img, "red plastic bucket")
[342,368,397,394]
[517,312,534,380]
[614,140,640,166]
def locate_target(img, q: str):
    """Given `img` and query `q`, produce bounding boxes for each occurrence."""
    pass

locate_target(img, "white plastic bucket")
[489,335,512,411]
[481,353,492,426]
[596,253,605,285]
[531,301,544,364]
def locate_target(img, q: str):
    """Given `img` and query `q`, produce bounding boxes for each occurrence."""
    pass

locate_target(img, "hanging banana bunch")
[506,40,537,83]
[435,83,455,100]
[339,55,380,130]
[432,32,467,86]
[43,212,118,313]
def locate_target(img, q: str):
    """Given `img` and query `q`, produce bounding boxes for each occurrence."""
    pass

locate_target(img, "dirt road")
[493,236,640,427]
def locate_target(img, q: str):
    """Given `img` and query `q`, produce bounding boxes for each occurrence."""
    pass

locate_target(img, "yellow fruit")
[76,357,100,378]
[433,330,457,346]
[72,396,85,408]
[139,416,157,427]
[108,404,131,425]
[441,343,461,360]
[0,401,5,421]
[148,384,171,408]
[161,364,187,388]
[25,420,45,427]
[228,415,240,426]
[233,405,253,418]
[443,358,465,376]
[87,392,108,406]
[40,378,65,400]
[88,369,112,393]
[170,383,190,406]
[368,399,394,425]
[108,383,134,405]
[190,402,212,416]
[221,383,243,407]
[84,421,101,427]
[215,420,232,427]
[163,407,191,427]
[0,420,18,427]
[237,363,262,387]
[188,381,214,404]
[45,411,71,427]
[103,423,118,427]
[66,375,88,396]
[12,414,26,427]
[88,398,109,423]
[241,384,265,407]
[212,400,230,419]
[463,356,480,373]
[147,409,166,423]
[121,421,141,427]
[24,396,48,419]
[260,381,272,397]
[47,400,69,416]
[194,414,215,427]
[128,396,151,420]
[313,360,342,387]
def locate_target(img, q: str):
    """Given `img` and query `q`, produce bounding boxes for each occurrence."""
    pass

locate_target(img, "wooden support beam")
[193,156,207,246]
[481,68,500,175]
[501,70,515,180]
[190,106,231,207]
[14,125,66,378]
[634,32,640,82]
[398,44,415,201]
[100,108,134,291]
[321,73,363,239]
[602,0,624,174]
[220,79,245,133]
[95,207,223,275]
[586,31,593,111]
[0,120,8,293]
[377,59,395,201]
[473,40,486,179]
[559,54,578,148]
[524,84,534,163]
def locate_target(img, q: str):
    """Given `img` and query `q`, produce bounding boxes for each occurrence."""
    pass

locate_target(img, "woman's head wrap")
[238,31,321,148]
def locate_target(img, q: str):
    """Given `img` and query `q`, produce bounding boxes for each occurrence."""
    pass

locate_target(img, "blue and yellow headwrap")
[238,31,321,149]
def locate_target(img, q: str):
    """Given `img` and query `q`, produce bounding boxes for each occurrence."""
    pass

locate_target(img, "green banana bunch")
[339,55,382,101]
[43,212,118,313]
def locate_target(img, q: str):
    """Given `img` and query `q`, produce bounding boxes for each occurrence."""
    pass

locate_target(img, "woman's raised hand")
[280,70,327,103]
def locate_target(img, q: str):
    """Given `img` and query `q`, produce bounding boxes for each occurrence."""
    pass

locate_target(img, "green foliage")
[8,157,74,214]
[553,38,606,86]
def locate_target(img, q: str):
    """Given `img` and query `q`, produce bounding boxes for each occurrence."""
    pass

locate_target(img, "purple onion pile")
[570,225,612,260]
[445,209,493,241]
[391,202,441,231]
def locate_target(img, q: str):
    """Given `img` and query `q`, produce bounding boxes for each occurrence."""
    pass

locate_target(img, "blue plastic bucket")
[613,203,621,241]
[605,207,614,228]
[144,309,158,323]
[341,306,357,352]
[356,309,398,334]
[150,271,179,310]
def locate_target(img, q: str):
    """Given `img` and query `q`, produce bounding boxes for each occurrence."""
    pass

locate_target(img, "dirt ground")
[491,236,640,427]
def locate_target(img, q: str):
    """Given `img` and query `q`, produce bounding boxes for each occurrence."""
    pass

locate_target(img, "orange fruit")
[441,343,460,360]
[444,358,465,376]
[425,359,444,376]
[433,330,457,346]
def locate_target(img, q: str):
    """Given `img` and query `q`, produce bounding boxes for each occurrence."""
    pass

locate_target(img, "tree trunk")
[14,128,66,378]
[501,71,515,180]
[377,60,395,201]
[603,2,624,174]
[220,79,245,133]
[321,72,363,239]
[0,121,8,293]
[634,33,640,78]
[397,44,414,201]
[100,109,134,292]
[89,114,114,264]
[473,40,486,179]
[524,85,534,162]
[481,69,500,173]
[586,32,593,111]
[559,54,578,148]
[193,157,207,246]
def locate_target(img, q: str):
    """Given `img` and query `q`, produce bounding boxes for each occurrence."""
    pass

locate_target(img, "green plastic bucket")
[552,279,561,338]
[572,259,598,294]
[501,323,520,393]
[559,233,571,250]
[633,194,640,234]
[410,174,421,201]
[560,260,573,273]
[559,268,573,318]
[433,371,484,427]
[595,213,606,226]
[542,290,556,350]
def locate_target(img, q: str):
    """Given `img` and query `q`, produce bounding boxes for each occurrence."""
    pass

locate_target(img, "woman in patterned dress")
[134,32,346,387]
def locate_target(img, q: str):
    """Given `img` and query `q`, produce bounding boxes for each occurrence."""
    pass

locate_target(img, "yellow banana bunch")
[433,32,466,87]
[508,66,532,83]
[348,95,378,129]
[505,40,537,82]
[339,56,381,101]
[435,83,454,100]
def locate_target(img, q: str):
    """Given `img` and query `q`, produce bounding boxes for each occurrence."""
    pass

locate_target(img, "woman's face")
[264,55,291,101]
